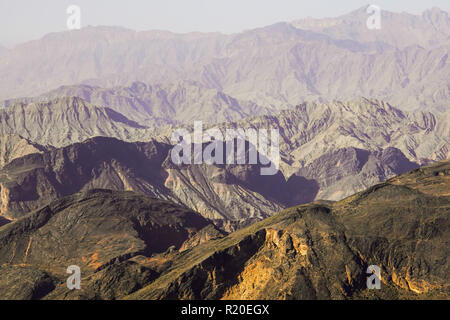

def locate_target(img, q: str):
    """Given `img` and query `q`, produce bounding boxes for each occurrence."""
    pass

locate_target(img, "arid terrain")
[0,159,448,299]
[0,5,448,300]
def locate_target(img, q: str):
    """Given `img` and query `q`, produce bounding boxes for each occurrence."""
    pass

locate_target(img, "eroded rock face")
[131,207,368,300]
[0,134,47,168]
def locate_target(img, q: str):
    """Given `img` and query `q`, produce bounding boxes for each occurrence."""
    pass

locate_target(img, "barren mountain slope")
[0,97,157,147]
[0,189,224,300]
[1,99,447,222]
[0,134,48,168]
[290,146,418,200]
[1,159,446,300]
[219,99,450,167]
[0,137,288,223]
[126,159,450,300]
[208,98,449,199]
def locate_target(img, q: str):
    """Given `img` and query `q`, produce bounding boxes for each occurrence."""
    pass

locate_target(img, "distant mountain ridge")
[292,7,450,49]
[0,81,274,127]
[0,7,448,111]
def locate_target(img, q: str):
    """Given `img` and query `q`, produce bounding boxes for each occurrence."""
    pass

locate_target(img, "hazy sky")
[0,0,449,47]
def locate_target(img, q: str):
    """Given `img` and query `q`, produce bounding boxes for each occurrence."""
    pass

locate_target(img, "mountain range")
[0,98,447,227]
[0,81,273,127]
[0,5,448,301]
[0,189,223,299]
[128,159,449,300]
[0,159,448,299]
[0,137,285,226]
[0,7,448,112]
[292,7,450,49]
[0,96,158,147]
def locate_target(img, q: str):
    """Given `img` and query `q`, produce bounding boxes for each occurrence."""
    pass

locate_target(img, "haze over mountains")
[292,7,450,49]
[0,6,448,227]
[0,5,448,300]
[0,7,448,112]
[0,81,273,127]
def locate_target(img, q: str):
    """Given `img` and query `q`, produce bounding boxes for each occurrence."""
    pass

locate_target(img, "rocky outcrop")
[0,134,48,168]
[127,159,450,300]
